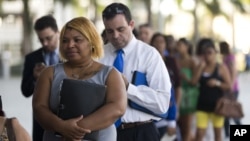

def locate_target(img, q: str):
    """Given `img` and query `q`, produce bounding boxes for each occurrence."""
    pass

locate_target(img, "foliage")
[231,0,247,13]
[0,0,2,14]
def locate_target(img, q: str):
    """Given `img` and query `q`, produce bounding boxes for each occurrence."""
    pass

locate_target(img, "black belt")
[117,120,152,130]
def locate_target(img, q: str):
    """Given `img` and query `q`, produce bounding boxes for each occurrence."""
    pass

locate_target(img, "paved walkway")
[0,72,249,140]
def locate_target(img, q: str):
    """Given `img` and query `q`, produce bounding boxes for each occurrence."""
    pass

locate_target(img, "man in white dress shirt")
[100,3,172,141]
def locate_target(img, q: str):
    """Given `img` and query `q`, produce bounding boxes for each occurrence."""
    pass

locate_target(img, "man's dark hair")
[102,3,132,24]
[34,15,58,32]
[139,23,151,29]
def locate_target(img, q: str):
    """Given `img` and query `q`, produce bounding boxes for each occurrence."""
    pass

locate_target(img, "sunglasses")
[102,6,125,18]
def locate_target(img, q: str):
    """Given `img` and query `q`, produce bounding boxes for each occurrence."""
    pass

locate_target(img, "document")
[57,78,106,141]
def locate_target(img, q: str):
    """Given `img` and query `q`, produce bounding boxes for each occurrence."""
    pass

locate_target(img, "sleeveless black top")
[197,64,224,112]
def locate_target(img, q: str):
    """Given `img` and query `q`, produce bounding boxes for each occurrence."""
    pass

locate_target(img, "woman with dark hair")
[219,41,241,138]
[193,38,231,141]
[150,32,181,139]
[176,38,198,141]
[165,35,177,57]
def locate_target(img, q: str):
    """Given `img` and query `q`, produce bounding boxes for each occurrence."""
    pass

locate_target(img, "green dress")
[180,68,199,115]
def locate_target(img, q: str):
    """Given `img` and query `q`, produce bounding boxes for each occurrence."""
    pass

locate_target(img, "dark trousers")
[33,118,44,141]
[117,122,160,141]
[224,117,241,137]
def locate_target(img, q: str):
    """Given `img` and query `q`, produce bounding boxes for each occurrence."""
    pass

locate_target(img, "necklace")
[71,60,94,79]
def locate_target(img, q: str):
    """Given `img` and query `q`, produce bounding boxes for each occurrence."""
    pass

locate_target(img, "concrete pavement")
[0,72,249,140]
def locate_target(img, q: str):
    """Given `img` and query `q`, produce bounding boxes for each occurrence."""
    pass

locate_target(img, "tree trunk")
[92,0,98,24]
[192,0,199,51]
[20,0,33,57]
[145,0,152,25]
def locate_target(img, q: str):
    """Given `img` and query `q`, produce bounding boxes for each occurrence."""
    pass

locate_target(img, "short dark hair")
[34,15,58,32]
[219,41,230,55]
[196,38,215,55]
[102,3,132,24]
[177,38,193,55]
[139,23,151,29]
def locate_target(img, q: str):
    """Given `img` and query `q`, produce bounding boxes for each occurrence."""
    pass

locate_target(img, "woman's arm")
[190,58,205,85]
[33,66,61,130]
[33,66,89,139]
[78,68,127,131]
[218,64,232,91]
[228,55,237,90]
[206,64,231,91]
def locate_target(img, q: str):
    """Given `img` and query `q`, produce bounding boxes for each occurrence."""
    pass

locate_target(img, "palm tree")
[20,0,33,56]
[0,0,3,14]
[20,0,84,56]
[176,0,247,47]
[144,0,152,25]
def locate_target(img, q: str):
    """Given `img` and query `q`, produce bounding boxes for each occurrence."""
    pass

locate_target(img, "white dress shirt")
[99,36,171,122]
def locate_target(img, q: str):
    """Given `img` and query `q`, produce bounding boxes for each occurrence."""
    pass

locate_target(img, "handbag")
[214,92,244,118]
[0,117,31,141]
[0,96,31,141]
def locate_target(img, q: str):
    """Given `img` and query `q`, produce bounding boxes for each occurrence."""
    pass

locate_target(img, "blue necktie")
[113,49,124,73]
[113,49,124,127]
[49,51,57,65]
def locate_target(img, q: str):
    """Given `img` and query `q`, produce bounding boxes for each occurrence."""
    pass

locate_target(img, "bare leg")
[214,127,222,141]
[179,114,194,141]
[194,128,206,141]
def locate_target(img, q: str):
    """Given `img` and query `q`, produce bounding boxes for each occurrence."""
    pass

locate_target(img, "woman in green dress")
[176,38,199,141]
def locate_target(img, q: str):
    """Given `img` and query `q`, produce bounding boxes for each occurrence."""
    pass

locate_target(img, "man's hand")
[33,62,46,79]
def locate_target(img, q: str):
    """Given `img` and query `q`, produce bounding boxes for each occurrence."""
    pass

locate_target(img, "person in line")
[245,49,250,72]
[176,38,199,141]
[100,3,172,141]
[150,32,181,139]
[219,41,241,139]
[193,38,231,141]
[137,23,154,44]
[21,15,61,141]
[1,46,12,79]
[165,35,177,57]
[32,17,127,141]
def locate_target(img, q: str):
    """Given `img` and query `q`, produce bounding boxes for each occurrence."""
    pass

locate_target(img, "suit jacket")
[21,48,45,97]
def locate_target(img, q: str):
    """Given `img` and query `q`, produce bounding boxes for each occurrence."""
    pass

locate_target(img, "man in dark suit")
[21,15,60,141]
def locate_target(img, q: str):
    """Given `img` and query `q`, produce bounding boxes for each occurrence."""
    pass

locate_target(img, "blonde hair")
[59,17,103,60]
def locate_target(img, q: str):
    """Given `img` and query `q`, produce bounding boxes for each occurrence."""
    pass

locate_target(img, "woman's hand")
[59,115,91,140]
[207,79,220,87]
[180,73,189,82]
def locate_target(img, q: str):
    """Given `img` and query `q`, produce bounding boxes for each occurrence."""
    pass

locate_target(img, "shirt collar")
[110,35,137,56]
[42,47,59,55]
